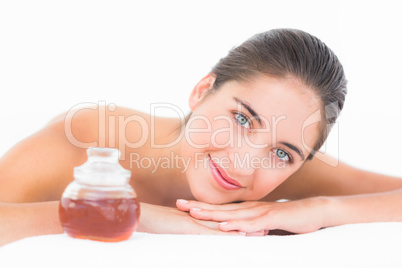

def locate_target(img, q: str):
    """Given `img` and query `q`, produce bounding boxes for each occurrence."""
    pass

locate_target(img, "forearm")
[136,202,240,235]
[136,202,159,233]
[278,157,402,200]
[0,201,63,246]
[323,188,402,228]
[135,202,196,234]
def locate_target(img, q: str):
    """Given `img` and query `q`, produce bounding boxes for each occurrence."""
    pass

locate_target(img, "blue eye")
[273,149,290,162]
[235,113,251,129]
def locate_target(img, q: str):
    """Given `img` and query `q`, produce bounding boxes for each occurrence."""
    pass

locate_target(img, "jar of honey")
[59,147,140,242]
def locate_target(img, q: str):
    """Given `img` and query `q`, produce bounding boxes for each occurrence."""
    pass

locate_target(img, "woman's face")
[180,75,321,204]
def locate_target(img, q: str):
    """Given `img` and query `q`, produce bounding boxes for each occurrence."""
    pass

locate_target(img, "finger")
[184,218,245,236]
[219,217,275,233]
[194,221,269,236]
[176,199,259,212]
[194,219,220,230]
[245,230,267,237]
[188,207,266,222]
[205,229,246,236]
[195,225,245,236]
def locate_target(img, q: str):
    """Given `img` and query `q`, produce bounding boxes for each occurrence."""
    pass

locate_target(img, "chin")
[192,191,234,205]
[187,175,239,204]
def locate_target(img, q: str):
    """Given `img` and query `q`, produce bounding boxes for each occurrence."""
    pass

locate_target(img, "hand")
[176,197,329,235]
[137,202,243,236]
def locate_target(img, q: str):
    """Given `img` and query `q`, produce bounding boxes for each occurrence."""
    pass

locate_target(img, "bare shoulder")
[48,104,181,168]
[46,105,153,146]
[264,155,402,201]
[261,157,350,201]
[48,105,151,131]
[0,105,154,203]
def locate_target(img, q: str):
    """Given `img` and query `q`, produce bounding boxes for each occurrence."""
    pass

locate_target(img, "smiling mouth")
[208,155,243,190]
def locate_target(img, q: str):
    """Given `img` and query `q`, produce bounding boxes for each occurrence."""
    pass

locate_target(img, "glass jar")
[59,147,140,242]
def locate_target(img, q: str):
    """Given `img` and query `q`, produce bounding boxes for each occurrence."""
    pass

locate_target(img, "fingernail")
[219,222,228,225]
[177,199,188,203]
[191,207,202,212]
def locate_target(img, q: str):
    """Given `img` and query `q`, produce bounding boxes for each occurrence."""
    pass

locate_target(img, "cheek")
[182,153,210,201]
[210,118,236,148]
[251,170,292,198]
[184,116,212,149]
[184,114,236,150]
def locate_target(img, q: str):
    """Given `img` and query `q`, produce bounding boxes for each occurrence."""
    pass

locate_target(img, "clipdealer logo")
[63,101,339,167]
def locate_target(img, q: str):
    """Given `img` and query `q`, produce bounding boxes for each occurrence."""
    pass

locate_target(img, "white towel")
[1,222,401,268]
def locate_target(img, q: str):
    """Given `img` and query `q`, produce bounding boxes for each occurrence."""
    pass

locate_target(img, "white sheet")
[1,222,401,268]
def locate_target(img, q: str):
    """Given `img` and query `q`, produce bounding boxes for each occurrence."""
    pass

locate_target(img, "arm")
[0,110,91,245]
[0,200,240,246]
[177,189,402,235]
[177,155,402,234]
[289,156,402,226]
[324,188,402,226]
[0,201,63,246]
[137,202,244,236]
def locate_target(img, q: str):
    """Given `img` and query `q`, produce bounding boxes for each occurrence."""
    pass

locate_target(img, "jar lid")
[74,147,131,185]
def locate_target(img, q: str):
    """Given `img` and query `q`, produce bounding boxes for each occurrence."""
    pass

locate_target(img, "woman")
[1,28,401,245]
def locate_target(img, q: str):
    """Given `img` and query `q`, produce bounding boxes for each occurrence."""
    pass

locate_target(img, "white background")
[0,0,401,177]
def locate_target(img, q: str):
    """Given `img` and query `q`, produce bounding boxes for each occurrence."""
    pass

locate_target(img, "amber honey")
[59,197,140,242]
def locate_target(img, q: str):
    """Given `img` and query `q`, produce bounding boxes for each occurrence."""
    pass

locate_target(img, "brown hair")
[205,28,347,160]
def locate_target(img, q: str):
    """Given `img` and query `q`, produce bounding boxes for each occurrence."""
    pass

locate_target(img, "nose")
[227,141,264,177]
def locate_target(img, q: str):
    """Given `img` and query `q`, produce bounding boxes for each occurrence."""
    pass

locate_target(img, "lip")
[208,155,243,190]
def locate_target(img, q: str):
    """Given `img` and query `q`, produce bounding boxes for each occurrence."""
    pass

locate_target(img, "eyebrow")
[233,97,263,127]
[279,142,305,161]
